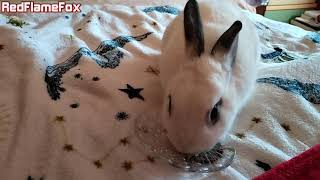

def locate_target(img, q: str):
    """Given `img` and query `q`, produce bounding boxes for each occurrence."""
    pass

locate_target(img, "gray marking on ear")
[184,0,204,57]
[211,21,242,70]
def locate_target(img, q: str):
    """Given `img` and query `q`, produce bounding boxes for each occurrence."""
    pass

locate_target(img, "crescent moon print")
[45,32,152,100]
[257,77,320,104]
[142,6,180,15]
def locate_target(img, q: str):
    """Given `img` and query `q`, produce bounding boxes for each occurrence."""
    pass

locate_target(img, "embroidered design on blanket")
[307,32,320,43]
[255,22,270,31]
[234,117,263,139]
[45,32,152,100]
[70,103,80,109]
[52,115,157,170]
[261,47,296,63]
[115,112,130,121]
[142,6,180,15]
[255,160,272,171]
[27,176,44,180]
[145,65,160,76]
[122,161,133,171]
[92,76,100,81]
[74,73,83,80]
[257,77,320,104]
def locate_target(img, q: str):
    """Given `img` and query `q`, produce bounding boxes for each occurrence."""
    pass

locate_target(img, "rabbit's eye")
[209,99,223,125]
[168,95,172,116]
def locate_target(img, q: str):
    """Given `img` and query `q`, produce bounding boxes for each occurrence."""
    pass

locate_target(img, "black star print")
[93,160,103,168]
[152,21,157,26]
[63,144,74,152]
[132,25,137,28]
[119,84,144,101]
[252,117,262,123]
[27,176,44,180]
[119,137,129,146]
[58,87,66,92]
[77,28,82,31]
[0,45,4,51]
[281,123,291,131]
[92,76,100,81]
[70,103,79,108]
[146,156,155,163]
[235,133,245,139]
[255,160,271,171]
[115,112,129,121]
[55,116,65,122]
[74,73,81,79]
[122,161,133,171]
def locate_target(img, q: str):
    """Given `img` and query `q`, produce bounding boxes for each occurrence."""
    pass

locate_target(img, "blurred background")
[4,0,320,30]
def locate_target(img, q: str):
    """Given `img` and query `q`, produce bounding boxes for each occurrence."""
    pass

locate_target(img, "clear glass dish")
[134,112,236,173]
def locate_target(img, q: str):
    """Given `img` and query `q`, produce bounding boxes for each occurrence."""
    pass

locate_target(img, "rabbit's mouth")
[135,112,235,172]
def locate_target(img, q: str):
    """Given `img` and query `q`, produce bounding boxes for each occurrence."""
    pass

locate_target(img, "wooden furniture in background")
[257,0,319,23]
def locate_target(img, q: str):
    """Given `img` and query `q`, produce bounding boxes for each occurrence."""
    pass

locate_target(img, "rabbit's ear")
[184,0,204,57]
[211,21,242,70]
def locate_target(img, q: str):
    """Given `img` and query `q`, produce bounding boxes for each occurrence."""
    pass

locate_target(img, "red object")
[253,144,320,180]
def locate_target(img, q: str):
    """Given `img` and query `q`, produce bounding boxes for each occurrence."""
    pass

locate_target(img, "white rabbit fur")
[159,0,260,153]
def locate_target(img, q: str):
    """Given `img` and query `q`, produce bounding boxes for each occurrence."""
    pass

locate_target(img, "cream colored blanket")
[0,3,319,180]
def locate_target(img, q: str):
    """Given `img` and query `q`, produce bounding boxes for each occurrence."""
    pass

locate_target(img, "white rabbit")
[159,0,260,153]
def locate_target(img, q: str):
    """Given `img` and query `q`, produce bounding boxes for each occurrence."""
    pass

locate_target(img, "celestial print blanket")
[0,3,320,180]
